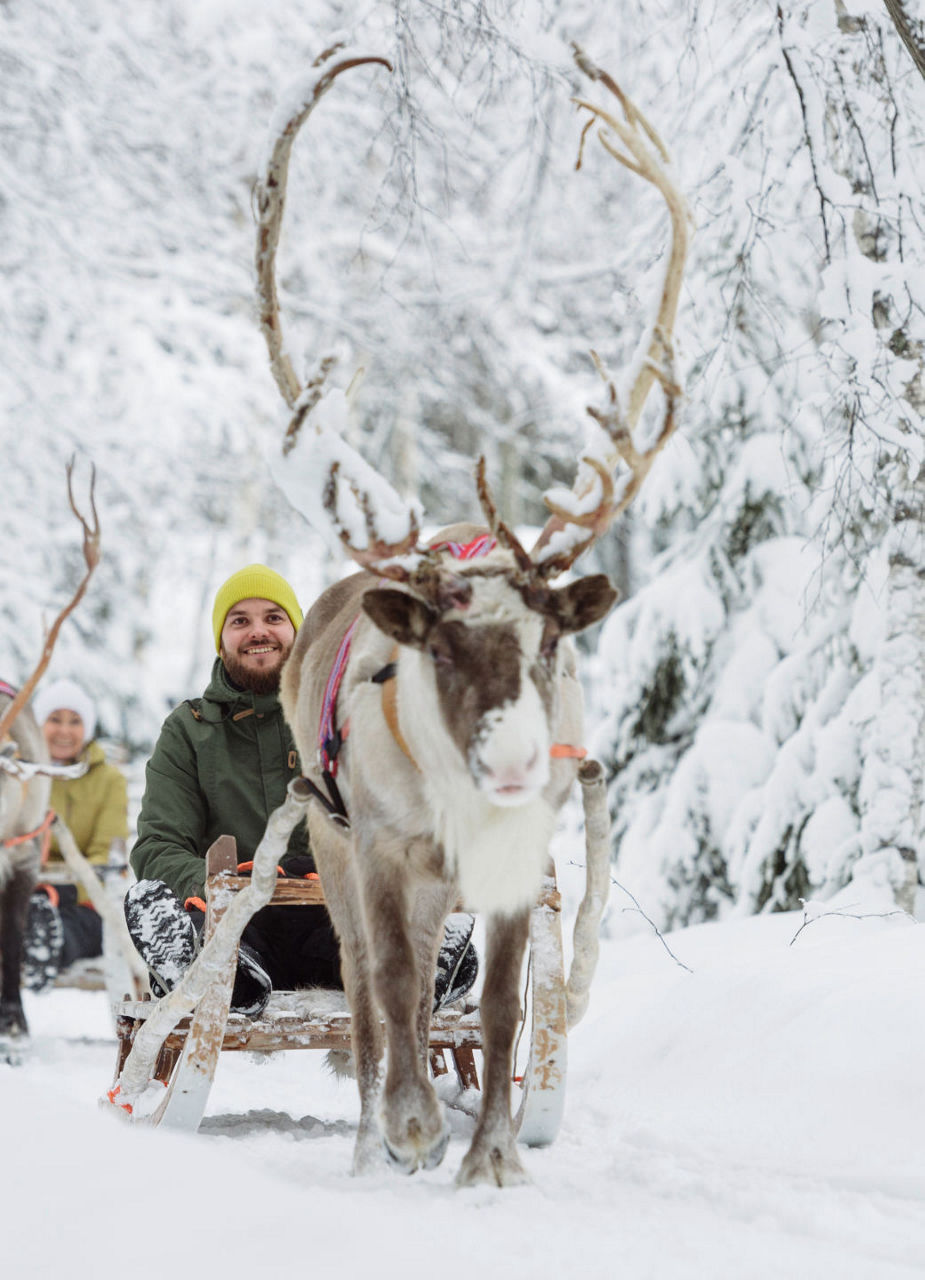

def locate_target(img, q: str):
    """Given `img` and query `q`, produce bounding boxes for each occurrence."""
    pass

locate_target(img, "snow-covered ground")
[4,876,923,1279]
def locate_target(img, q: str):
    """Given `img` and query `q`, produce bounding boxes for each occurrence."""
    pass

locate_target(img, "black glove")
[281,854,319,879]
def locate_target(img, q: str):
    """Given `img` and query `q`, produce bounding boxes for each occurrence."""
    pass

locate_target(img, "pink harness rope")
[318,617,360,777]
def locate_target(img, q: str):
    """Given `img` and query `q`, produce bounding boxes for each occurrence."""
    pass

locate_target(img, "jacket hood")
[80,739,108,769]
[198,657,283,720]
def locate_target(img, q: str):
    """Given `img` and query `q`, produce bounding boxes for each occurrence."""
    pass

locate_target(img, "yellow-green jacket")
[46,739,129,901]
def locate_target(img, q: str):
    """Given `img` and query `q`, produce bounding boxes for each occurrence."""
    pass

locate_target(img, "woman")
[23,678,129,991]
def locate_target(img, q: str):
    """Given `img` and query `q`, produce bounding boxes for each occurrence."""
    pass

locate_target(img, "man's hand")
[281,854,320,880]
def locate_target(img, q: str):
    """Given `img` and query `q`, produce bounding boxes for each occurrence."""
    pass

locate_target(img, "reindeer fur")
[280,527,615,1185]
[0,693,51,1041]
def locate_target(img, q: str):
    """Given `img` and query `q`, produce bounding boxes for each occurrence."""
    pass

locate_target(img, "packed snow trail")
[3,886,923,1279]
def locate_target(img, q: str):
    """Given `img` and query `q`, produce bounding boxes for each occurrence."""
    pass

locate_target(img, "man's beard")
[221,645,291,695]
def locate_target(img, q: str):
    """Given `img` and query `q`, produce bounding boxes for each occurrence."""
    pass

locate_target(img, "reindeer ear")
[362,589,437,648]
[551,574,618,635]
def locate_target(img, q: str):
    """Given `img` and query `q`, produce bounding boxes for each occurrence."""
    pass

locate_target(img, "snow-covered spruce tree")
[777,1,925,911]
[593,0,924,930]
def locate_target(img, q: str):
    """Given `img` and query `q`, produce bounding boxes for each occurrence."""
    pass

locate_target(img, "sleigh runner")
[105,762,609,1145]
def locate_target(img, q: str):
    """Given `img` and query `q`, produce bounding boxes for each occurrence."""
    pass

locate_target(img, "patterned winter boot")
[22,885,65,993]
[123,879,271,1018]
[433,912,479,1012]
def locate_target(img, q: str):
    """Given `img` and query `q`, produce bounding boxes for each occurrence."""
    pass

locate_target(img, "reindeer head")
[361,543,616,806]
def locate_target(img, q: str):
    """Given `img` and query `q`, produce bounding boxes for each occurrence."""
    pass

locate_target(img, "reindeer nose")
[480,743,549,806]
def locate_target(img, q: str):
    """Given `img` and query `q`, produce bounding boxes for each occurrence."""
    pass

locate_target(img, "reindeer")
[256,44,689,1185]
[0,462,100,1049]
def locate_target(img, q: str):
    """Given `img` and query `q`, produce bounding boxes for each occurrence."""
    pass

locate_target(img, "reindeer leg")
[0,866,35,1042]
[364,866,448,1173]
[410,884,455,1062]
[457,906,531,1188]
[306,810,385,1175]
[337,937,385,1174]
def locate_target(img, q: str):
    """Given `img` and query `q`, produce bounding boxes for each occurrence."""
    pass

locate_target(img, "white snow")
[4,876,923,1278]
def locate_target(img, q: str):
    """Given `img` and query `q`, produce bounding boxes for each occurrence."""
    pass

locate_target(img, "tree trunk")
[858,487,925,912]
[883,0,925,80]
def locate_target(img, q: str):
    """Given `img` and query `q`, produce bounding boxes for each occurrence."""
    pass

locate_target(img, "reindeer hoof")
[382,1115,450,1174]
[423,1121,451,1170]
[0,1000,28,1039]
[456,1141,530,1189]
[0,1001,30,1065]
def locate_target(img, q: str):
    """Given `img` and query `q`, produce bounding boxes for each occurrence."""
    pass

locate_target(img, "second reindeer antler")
[530,44,691,578]
[0,457,101,743]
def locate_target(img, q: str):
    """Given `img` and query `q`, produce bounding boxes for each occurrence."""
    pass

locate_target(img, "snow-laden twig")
[563,864,694,974]
[615,878,694,973]
[109,781,312,1111]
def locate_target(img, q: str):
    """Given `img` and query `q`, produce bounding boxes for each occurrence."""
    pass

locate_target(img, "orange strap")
[107,1080,166,1115]
[107,1084,133,1115]
[184,896,207,913]
[381,651,420,771]
[549,743,588,759]
[3,808,55,850]
[235,860,285,876]
[35,881,60,909]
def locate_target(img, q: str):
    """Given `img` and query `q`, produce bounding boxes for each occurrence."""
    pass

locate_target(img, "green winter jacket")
[131,659,311,904]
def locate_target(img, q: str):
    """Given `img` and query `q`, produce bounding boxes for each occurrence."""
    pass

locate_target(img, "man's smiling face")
[220,597,296,693]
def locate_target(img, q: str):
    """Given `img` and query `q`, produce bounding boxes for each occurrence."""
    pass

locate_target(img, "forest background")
[2,0,923,933]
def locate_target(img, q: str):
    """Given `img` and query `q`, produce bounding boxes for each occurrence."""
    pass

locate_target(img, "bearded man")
[127,564,476,1017]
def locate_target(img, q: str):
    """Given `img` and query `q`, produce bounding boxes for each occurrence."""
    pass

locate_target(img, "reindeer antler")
[530,45,691,578]
[475,457,534,576]
[323,461,421,580]
[0,458,101,741]
[255,46,392,418]
[256,47,428,574]
[258,46,688,586]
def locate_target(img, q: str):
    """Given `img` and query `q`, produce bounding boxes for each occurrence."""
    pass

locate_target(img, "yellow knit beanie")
[212,564,304,652]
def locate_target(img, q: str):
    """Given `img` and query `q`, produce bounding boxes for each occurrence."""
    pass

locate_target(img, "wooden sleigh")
[41,827,148,1013]
[105,763,610,1147]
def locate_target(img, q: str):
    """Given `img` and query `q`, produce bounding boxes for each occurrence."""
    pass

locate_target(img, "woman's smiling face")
[43,708,86,763]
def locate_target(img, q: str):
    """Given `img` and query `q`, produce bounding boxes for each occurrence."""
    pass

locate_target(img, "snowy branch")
[789,897,916,946]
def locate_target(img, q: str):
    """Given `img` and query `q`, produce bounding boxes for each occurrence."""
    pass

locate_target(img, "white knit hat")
[33,678,97,735]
